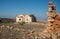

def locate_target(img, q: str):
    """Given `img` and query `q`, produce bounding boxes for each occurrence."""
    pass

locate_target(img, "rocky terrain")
[0,22,60,39]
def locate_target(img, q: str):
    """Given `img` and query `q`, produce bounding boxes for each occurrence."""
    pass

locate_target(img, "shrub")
[0,20,2,23]
[18,22,25,26]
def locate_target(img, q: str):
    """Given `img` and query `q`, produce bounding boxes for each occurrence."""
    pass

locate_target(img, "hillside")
[0,18,15,23]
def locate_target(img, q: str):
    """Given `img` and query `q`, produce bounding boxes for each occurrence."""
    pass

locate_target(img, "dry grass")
[0,22,60,39]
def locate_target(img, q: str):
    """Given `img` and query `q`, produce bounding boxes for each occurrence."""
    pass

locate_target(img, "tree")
[0,19,2,23]
[30,14,37,22]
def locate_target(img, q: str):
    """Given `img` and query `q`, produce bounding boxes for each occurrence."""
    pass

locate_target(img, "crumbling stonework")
[47,0,60,34]
[46,0,60,39]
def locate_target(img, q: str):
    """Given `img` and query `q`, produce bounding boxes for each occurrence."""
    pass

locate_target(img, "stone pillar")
[51,33,57,39]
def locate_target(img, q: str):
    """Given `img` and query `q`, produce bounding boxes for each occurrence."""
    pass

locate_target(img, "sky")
[0,0,60,20]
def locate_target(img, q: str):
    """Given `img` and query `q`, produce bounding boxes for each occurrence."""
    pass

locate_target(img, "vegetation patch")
[0,18,15,23]
[18,22,25,26]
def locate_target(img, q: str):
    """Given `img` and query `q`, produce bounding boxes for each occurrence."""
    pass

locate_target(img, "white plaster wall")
[16,17,19,23]
[16,14,33,23]
[24,15,32,22]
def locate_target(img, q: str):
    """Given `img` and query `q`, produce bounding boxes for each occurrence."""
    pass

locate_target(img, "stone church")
[16,14,36,23]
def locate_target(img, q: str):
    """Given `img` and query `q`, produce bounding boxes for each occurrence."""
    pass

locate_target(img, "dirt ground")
[0,22,60,39]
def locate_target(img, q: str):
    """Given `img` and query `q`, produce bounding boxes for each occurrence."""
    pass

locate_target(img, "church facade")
[16,14,36,23]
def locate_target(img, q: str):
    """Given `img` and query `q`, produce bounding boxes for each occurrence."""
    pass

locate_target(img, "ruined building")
[46,0,60,39]
[47,0,60,34]
[40,0,60,39]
